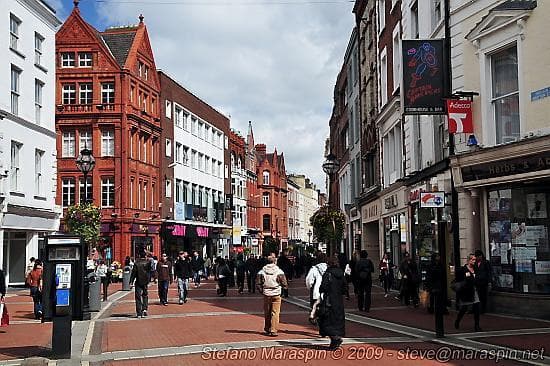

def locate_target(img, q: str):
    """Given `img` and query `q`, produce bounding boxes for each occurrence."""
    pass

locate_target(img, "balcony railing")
[57,103,119,114]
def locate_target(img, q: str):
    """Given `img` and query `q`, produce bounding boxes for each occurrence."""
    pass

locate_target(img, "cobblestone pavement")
[1,279,549,365]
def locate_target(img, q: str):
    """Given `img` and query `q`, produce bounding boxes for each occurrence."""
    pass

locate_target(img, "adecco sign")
[420,192,445,208]
[447,99,473,134]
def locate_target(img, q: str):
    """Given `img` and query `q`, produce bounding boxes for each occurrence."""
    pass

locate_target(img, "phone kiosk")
[42,235,87,358]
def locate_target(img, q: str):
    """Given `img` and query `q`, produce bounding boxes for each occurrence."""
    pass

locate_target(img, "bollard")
[122,267,131,291]
[88,273,101,312]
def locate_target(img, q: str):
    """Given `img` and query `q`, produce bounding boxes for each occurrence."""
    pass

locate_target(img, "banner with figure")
[402,39,445,114]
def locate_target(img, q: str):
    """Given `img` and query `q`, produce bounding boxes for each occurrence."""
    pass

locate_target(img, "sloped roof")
[101,29,137,67]
[493,0,537,11]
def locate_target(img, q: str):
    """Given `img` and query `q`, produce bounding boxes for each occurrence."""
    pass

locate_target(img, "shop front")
[361,198,381,266]
[452,136,550,318]
[349,206,361,259]
[380,187,409,272]
[161,222,230,260]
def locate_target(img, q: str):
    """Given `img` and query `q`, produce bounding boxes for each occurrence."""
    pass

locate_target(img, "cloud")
[93,0,355,190]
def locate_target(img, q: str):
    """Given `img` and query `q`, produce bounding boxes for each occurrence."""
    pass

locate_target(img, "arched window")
[263,170,270,185]
[237,157,242,169]
[263,214,271,232]
[262,192,270,207]
[231,153,235,169]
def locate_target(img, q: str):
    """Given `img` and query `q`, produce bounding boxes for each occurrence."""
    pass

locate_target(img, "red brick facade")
[56,6,161,262]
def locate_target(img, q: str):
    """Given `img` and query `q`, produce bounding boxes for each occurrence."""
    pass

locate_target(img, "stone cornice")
[1,109,56,138]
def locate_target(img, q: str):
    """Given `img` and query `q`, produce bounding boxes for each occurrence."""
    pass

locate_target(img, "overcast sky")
[52,0,355,191]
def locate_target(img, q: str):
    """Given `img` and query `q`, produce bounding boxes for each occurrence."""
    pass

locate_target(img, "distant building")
[229,129,247,254]
[287,174,320,244]
[1,0,61,285]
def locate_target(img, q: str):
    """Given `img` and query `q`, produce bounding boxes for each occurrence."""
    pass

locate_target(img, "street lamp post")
[76,146,96,204]
[322,152,340,256]
[307,229,312,246]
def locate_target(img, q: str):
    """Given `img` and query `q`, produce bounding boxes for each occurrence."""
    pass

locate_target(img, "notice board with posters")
[402,39,445,115]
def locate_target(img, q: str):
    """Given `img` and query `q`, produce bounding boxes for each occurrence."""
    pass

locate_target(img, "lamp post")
[76,146,96,204]
[322,152,340,256]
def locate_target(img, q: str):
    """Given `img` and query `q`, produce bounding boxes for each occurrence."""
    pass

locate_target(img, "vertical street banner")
[402,39,445,114]
[447,99,473,134]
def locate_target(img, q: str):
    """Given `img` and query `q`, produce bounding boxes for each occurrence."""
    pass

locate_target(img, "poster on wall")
[490,242,510,264]
[511,223,527,245]
[515,260,533,273]
[498,274,514,288]
[534,261,550,274]
[526,225,547,246]
[402,39,445,115]
[527,193,547,218]
[490,221,511,242]
[511,247,537,261]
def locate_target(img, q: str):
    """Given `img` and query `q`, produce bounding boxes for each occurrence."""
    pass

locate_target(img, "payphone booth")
[42,235,87,321]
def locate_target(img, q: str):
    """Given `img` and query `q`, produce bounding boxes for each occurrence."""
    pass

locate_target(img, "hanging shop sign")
[402,39,445,115]
[420,192,445,208]
[447,99,473,134]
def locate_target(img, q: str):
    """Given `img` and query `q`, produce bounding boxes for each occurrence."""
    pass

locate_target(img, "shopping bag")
[0,301,9,327]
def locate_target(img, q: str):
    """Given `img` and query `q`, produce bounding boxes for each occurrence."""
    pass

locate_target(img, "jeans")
[263,295,282,334]
[135,284,148,316]
[177,278,188,302]
[30,286,42,318]
[193,271,201,286]
[158,280,169,304]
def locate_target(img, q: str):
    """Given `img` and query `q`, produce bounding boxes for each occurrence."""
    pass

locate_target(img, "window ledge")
[35,63,48,73]
[10,191,25,197]
[10,47,25,59]
[34,195,47,201]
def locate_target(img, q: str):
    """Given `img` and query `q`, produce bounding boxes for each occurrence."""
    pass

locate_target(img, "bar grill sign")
[402,39,445,115]
[420,192,445,208]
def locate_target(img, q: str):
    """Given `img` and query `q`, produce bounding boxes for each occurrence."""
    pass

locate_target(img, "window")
[142,135,148,163]
[11,66,21,115]
[410,1,419,39]
[432,0,442,31]
[62,131,76,157]
[79,130,92,151]
[263,192,270,207]
[62,84,76,104]
[198,153,204,171]
[263,214,271,232]
[61,52,75,67]
[165,139,172,157]
[143,94,148,112]
[130,86,135,104]
[183,111,189,130]
[165,179,172,198]
[144,66,149,80]
[175,142,182,163]
[143,182,147,210]
[101,130,114,156]
[379,48,388,106]
[343,126,349,150]
[79,83,93,104]
[138,61,144,77]
[62,178,75,207]
[175,179,183,202]
[263,171,270,185]
[35,33,44,66]
[79,177,92,203]
[165,100,172,118]
[492,46,520,144]
[191,117,197,135]
[79,52,92,67]
[10,141,22,191]
[232,178,236,195]
[35,80,43,124]
[382,124,403,186]
[10,14,20,51]
[35,150,44,196]
[101,83,115,104]
[377,0,385,34]
[183,146,189,165]
[211,158,216,175]
[174,106,182,128]
[205,156,210,174]
[101,178,115,207]
[364,153,376,188]
[218,162,222,177]
[198,122,204,139]
[191,150,197,168]
[392,27,400,92]
[130,178,135,208]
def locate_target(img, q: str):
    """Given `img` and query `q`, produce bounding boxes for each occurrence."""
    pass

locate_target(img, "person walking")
[157,254,172,306]
[379,252,394,298]
[174,251,192,304]
[26,261,43,320]
[216,258,231,297]
[204,256,212,279]
[318,256,346,350]
[399,252,420,307]
[96,260,111,301]
[191,252,205,288]
[0,267,6,302]
[236,254,246,294]
[454,253,482,332]
[355,250,374,312]
[305,252,328,323]
[277,252,292,298]
[474,250,491,314]
[256,254,288,337]
[130,251,152,318]
[245,255,256,293]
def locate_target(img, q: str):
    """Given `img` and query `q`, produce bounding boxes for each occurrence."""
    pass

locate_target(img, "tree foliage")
[310,206,345,255]
[262,236,280,256]
[65,203,102,248]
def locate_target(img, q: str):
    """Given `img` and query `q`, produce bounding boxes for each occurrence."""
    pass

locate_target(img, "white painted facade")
[288,174,319,244]
[0,0,61,285]
[230,149,247,244]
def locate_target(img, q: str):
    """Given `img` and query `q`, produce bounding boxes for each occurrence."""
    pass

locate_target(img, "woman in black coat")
[454,253,481,331]
[318,257,346,350]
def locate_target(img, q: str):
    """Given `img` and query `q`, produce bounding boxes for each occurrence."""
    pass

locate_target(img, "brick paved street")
[1,279,549,365]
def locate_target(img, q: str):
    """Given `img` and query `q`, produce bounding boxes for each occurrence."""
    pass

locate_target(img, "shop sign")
[447,99,473,134]
[172,224,186,236]
[462,153,550,182]
[420,192,445,208]
[384,194,399,210]
[196,227,209,238]
[409,187,426,203]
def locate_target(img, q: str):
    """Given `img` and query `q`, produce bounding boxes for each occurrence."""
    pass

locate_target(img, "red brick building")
[245,122,261,252]
[55,3,161,262]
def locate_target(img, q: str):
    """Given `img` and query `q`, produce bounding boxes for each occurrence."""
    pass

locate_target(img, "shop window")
[487,186,550,294]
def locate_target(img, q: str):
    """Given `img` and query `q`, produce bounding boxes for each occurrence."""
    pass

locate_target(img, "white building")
[230,138,247,249]
[0,0,61,285]
[288,174,320,244]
